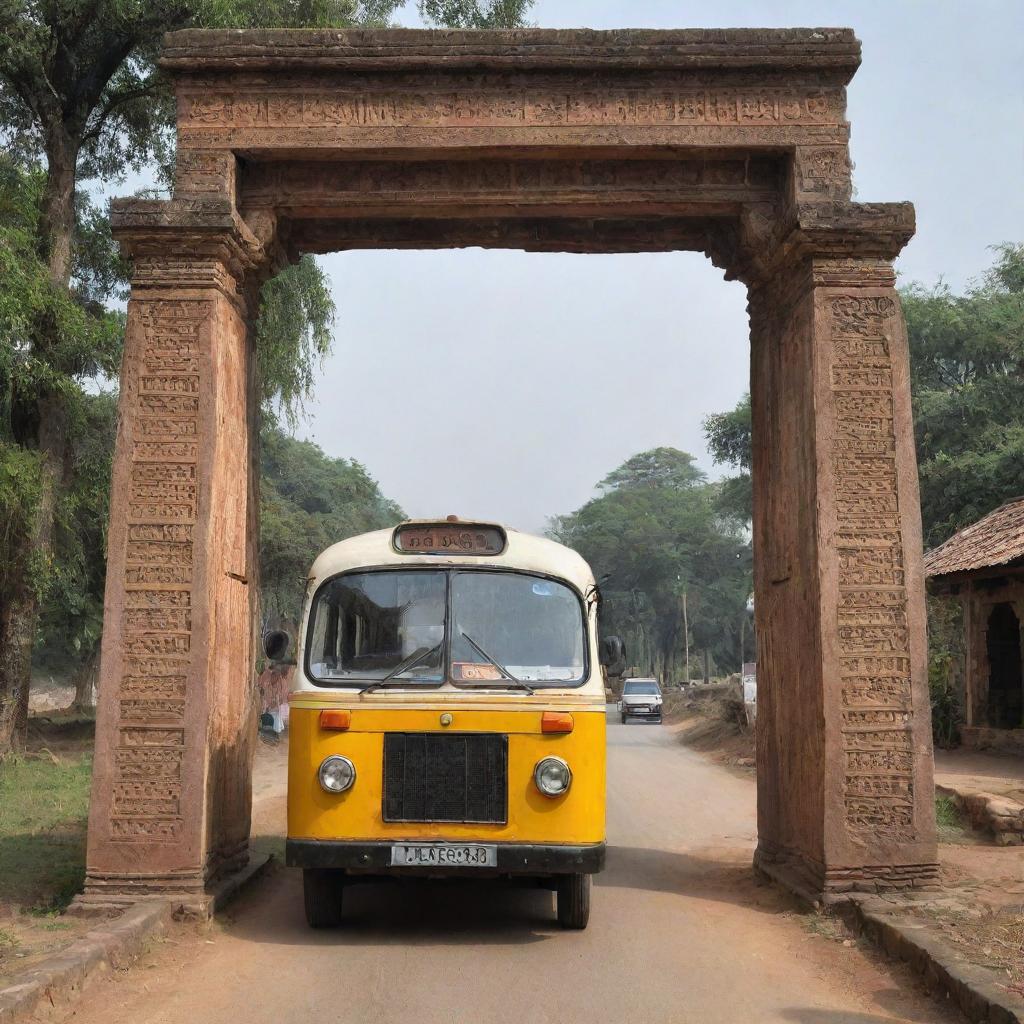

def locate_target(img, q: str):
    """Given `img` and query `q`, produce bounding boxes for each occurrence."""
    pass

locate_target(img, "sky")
[274,3,1023,531]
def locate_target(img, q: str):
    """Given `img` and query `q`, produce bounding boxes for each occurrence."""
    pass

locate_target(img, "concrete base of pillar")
[72,844,265,921]
[753,843,940,909]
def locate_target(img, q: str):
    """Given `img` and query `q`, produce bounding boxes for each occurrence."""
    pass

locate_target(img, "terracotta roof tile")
[923,497,1024,579]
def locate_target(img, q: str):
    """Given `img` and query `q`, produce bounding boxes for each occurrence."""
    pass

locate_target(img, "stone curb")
[0,854,275,1023]
[0,900,172,1024]
[847,896,1024,1024]
[937,784,1024,846]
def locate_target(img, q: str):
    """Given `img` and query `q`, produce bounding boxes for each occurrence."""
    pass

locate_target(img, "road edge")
[0,900,171,1024]
[847,896,1024,1024]
[0,853,274,1023]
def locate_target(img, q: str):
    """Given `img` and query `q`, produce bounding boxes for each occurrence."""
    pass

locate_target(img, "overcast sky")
[286,1,1024,533]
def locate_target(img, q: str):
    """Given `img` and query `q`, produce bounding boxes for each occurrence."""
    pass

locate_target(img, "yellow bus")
[265,519,612,929]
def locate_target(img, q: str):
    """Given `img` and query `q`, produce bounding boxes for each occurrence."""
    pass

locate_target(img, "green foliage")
[0,159,123,394]
[702,246,1024,545]
[0,443,44,597]
[1,0,482,738]
[703,394,752,524]
[259,425,404,624]
[599,447,705,492]
[904,243,1024,548]
[926,595,964,749]
[929,656,962,750]
[418,0,534,28]
[256,257,336,426]
[934,795,961,829]
[0,159,123,621]
[35,394,117,673]
[704,394,751,471]
[0,0,406,185]
[551,447,752,681]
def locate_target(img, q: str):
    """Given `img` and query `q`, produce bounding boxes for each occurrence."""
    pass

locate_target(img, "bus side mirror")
[263,629,293,664]
[600,636,626,676]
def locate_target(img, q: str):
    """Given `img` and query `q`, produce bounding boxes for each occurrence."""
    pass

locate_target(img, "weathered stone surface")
[82,216,262,908]
[748,222,937,900]
[86,27,937,907]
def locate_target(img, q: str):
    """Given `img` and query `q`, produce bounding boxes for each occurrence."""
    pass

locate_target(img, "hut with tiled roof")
[925,497,1024,750]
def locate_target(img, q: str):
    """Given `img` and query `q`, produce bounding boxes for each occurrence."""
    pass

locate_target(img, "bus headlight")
[534,756,572,797]
[318,755,356,794]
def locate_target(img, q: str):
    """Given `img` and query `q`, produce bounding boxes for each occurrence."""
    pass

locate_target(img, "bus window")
[451,572,585,684]
[307,570,446,685]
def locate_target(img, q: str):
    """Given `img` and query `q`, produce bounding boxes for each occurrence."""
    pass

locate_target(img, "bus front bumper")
[286,839,606,875]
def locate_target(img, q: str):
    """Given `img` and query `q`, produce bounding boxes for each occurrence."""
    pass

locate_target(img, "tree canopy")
[0,0,533,752]
[551,448,751,683]
[702,244,1024,549]
[703,393,752,524]
[259,426,404,626]
[902,243,1024,548]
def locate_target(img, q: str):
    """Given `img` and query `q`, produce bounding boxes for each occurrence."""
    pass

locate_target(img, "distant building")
[925,497,1024,751]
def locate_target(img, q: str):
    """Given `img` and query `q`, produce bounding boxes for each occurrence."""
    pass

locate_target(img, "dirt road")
[61,718,959,1024]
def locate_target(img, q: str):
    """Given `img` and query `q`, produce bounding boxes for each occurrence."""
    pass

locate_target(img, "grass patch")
[935,795,962,828]
[934,794,973,843]
[0,754,92,912]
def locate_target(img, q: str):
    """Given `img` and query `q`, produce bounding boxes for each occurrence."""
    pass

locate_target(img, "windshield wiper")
[362,643,442,694]
[455,632,535,694]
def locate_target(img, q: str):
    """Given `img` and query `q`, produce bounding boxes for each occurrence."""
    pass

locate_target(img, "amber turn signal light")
[320,709,351,730]
[541,711,574,734]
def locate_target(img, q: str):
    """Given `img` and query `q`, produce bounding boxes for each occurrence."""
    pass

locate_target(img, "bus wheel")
[556,872,591,930]
[303,869,344,928]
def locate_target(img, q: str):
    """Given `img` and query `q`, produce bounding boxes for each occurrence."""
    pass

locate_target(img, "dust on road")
[59,719,961,1024]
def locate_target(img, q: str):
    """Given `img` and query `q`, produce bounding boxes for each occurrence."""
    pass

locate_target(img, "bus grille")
[382,733,508,824]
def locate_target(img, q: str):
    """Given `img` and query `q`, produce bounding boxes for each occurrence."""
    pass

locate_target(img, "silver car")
[617,677,663,723]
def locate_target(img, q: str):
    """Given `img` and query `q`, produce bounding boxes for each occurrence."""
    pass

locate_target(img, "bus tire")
[619,714,626,724]
[303,868,344,928]
[556,872,590,930]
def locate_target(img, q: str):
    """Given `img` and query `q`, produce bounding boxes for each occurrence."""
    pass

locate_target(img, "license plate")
[390,843,497,868]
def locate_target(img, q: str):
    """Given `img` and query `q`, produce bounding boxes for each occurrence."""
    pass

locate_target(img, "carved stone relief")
[109,300,209,845]
[827,294,918,846]
[180,79,846,131]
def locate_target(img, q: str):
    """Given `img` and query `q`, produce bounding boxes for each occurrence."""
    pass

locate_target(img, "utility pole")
[740,612,745,671]
[682,589,690,685]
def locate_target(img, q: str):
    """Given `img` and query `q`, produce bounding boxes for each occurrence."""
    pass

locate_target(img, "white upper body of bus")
[290,520,606,706]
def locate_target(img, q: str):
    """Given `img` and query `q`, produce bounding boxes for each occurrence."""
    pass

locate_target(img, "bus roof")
[308,521,597,594]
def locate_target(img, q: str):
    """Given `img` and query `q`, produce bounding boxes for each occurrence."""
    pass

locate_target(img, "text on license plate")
[390,843,497,867]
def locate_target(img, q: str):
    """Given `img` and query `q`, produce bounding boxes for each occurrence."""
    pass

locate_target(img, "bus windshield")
[305,569,586,688]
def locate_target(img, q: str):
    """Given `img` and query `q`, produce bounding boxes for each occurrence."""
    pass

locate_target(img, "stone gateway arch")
[81,28,937,912]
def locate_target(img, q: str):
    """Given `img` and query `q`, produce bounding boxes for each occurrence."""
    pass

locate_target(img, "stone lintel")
[161,28,862,77]
[285,214,712,258]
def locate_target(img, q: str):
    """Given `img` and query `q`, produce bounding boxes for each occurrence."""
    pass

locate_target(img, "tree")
[703,246,1024,549]
[599,447,706,492]
[259,426,404,627]
[550,448,751,684]
[902,243,1024,548]
[0,0,535,752]
[34,392,118,711]
[703,394,752,524]
[0,156,123,744]
[419,0,534,27]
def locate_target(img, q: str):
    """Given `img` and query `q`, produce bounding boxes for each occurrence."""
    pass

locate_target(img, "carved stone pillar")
[80,201,264,912]
[748,204,938,903]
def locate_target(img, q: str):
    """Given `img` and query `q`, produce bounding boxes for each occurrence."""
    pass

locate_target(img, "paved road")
[63,719,959,1024]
